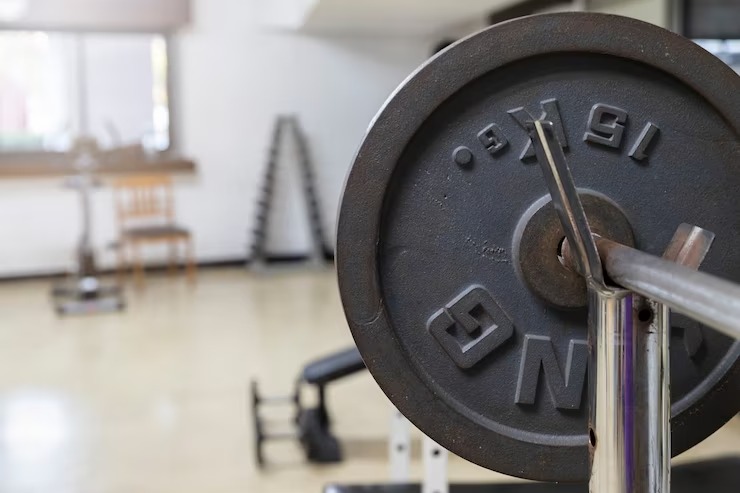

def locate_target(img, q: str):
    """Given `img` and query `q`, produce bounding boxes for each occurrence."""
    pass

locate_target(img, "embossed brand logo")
[428,286,514,369]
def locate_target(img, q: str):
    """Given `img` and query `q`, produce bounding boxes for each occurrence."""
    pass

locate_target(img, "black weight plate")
[337,14,740,483]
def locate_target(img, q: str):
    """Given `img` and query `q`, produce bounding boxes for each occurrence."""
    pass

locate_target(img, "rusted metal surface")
[517,192,635,308]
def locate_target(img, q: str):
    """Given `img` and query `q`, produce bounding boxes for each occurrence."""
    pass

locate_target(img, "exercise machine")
[251,347,365,466]
[52,138,125,315]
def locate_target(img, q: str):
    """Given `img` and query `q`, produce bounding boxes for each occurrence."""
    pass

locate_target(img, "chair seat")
[122,225,191,240]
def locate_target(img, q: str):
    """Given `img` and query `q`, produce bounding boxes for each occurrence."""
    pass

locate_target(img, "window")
[0,31,170,152]
[683,0,740,40]
[693,40,740,73]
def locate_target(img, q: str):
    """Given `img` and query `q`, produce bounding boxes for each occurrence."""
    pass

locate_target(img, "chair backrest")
[112,175,175,229]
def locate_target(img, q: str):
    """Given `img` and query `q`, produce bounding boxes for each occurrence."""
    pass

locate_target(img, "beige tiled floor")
[0,268,736,493]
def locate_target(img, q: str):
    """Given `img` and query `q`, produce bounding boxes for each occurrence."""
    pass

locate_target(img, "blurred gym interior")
[0,1,737,492]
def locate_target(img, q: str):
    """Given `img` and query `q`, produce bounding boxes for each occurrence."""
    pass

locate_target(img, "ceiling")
[264,0,523,36]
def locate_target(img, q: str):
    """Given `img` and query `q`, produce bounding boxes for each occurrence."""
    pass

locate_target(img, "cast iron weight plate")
[337,13,740,483]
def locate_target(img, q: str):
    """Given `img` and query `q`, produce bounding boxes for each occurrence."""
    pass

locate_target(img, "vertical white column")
[422,435,448,493]
[389,407,411,483]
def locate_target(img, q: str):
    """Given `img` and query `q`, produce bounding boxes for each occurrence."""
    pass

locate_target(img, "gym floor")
[0,268,737,493]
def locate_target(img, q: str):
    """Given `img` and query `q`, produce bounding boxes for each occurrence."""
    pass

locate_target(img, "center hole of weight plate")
[515,193,636,309]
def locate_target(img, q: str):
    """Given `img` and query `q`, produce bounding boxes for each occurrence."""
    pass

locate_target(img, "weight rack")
[248,116,328,269]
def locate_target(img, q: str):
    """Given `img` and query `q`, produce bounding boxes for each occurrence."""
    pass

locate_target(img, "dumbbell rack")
[248,116,328,270]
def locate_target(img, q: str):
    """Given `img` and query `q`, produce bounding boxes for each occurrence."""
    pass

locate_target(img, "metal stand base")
[52,278,125,315]
[324,457,740,493]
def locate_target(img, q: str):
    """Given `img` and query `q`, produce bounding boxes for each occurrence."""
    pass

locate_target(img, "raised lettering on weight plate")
[477,123,509,156]
[629,122,660,161]
[583,103,628,149]
[428,286,514,369]
[515,335,588,409]
[508,99,568,161]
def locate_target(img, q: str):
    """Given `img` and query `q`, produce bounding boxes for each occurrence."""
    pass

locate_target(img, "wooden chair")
[112,174,196,286]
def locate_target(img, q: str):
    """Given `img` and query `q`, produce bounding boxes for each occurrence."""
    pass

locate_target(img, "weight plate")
[337,13,740,482]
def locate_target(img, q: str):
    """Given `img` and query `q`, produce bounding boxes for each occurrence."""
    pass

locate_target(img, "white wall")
[171,0,432,259]
[258,0,318,30]
[0,0,432,276]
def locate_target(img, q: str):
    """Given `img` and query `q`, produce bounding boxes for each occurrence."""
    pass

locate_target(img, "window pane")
[694,39,740,74]
[0,31,76,151]
[83,33,170,151]
[684,0,740,40]
[0,31,170,153]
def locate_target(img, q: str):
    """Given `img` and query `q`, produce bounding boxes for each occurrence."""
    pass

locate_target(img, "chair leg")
[127,242,135,281]
[116,242,126,285]
[131,241,145,288]
[185,238,197,284]
[168,241,177,276]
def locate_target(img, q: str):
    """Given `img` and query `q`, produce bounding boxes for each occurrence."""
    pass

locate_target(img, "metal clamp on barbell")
[530,119,740,339]
[529,119,740,493]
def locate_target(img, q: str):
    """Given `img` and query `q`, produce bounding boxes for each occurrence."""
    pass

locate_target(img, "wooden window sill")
[0,151,196,178]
